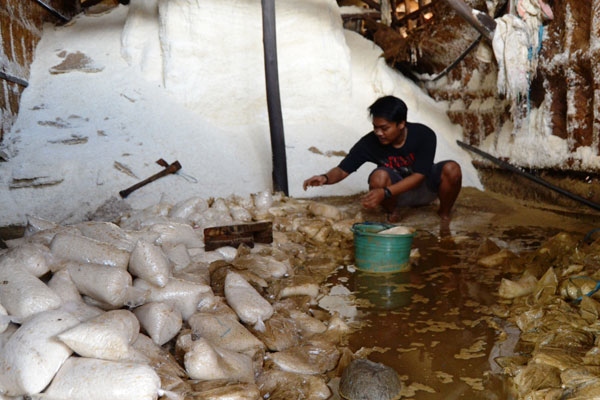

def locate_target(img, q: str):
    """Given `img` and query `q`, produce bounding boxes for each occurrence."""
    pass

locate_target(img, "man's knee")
[442,161,462,185]
[368,169,392,189]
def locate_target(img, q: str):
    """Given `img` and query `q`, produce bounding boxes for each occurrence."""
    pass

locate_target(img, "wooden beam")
[342,12,381,21]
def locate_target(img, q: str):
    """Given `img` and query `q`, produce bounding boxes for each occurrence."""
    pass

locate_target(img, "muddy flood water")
[322,187,600,399]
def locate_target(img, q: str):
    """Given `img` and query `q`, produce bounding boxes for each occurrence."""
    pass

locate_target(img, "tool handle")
[119,161,181,198]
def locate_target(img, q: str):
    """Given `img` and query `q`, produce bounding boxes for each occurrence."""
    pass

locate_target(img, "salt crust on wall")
[0,1,480,225]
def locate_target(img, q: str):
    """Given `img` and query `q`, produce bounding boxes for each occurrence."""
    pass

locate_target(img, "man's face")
[373,117,405,146]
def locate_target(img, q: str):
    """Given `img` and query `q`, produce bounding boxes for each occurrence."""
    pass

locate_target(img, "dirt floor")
[318,187,600,399]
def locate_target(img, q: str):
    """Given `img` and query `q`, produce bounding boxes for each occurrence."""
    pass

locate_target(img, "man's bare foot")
[437,209,451,222]
[387,209,404,223]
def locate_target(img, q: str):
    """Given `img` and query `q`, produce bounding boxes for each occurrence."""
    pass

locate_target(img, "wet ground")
[2,187,600,399]
[320,187,600,399]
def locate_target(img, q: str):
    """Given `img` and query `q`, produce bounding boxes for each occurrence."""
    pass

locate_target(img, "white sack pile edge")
[0,191,367,399]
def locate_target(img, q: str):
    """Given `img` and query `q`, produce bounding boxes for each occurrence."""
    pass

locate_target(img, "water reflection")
[350,270,412,311]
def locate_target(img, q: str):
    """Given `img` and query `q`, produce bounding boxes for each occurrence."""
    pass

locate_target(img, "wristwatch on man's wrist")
[383,187,392,199]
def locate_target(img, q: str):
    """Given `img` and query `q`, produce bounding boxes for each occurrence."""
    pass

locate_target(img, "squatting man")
[303,95,462,221]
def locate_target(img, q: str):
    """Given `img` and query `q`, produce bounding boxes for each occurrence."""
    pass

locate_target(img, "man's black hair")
[368,96,407,124]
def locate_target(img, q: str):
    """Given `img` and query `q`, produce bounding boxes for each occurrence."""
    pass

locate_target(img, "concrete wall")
[0,0,77,143]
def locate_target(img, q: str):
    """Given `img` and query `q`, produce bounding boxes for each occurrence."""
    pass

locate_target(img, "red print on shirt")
[384,154,414,169]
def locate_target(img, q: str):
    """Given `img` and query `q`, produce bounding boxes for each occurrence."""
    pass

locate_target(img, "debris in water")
[460,377,484,391]
[435,371,454,384]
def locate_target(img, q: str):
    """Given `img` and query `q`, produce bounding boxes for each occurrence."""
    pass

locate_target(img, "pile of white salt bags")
[0,191,355,400]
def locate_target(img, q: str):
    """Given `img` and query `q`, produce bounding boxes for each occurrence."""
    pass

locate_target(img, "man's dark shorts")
[368,160,452,207]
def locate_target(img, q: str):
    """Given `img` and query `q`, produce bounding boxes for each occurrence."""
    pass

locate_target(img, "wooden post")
[381,0,392,26]
[442,0,496,42]
[261,0,289,196]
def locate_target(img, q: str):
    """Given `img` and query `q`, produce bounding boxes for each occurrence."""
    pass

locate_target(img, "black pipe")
[32,0,70,22]
[0,70,28,87]
[261,0,289,196]
[457,140,600,212]
[421,35,482,82]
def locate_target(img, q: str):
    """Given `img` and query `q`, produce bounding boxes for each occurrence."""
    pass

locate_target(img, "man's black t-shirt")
[338,122,437,177]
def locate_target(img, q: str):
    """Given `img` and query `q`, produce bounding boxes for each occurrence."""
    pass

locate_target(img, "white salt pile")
[0,0,481,226]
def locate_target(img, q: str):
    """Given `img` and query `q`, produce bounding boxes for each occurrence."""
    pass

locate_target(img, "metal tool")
[119,159,181,198]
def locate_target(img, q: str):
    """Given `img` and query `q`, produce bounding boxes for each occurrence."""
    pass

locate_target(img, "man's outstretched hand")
[303,175,327,191]
[361,188,385,208]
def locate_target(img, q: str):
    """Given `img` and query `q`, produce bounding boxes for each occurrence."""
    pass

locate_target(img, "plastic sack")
[149,222,204,249]
[257,369,330,400]
[224,271,273,331]
[0,304,8,333]
[133,277,211,320]
[134,302,182,346]
[0,323,17,351]
[43,357,161,400]
[499,274,538,299]
[50,232,130,269]
[67,262,133,307]
[47,269,82,303]
[57,310,139,361]
[129,240,171,288]
[0,309,80,395]
[163,243,191,272]
[0,260,62,320]
[2,242,51,277]
[267,343,340,375]
[184,337,254,383]
[169,196,209,220]
[74,221,135,252]
[24,214,59,237]
[253,191,273,211]
[188,312,264,356]
[57,301,104,322]
[308,202,342,221]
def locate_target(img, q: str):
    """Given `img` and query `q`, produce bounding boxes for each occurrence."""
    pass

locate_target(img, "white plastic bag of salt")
[129,240,171,288]
[57,310,139,361]
[2,242,51,277]
[50,232,130,269]
[224,271,273,331]
[0,309,80,396]
[149,222,204,248]
[378,225,415,235]
[184,337,254,383]
[133,277,211,320]
[74,221,135,252]
[188,312,264,356]
[47,269,82,303]
[43,357,161,400]
[0,260,62,321]
[67,262,132,307]
[0,304,8,333]
[134,302,182,346]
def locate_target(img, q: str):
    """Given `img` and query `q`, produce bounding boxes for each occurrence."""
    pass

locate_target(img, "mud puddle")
[327,223,566,399]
